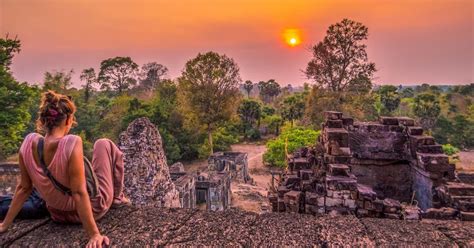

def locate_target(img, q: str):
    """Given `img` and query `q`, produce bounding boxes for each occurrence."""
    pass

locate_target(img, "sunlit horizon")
[1,0,473,87]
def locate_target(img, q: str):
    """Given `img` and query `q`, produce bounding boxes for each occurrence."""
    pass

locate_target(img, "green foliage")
[43,70,74,93]
[198,126,239,158]
[280,93,305,126]
[138,62,168,91]
[401,87,415,98]
[413,93,441,130]
[305,19,376,92]
[263,126,320,167]
[258,79,281,103]
[0,36,38,159]
[262,105,276,117]
[377,85,401,115]
[98,56,138,93]
[79,68,97,103]
[262,115,283,135]
[0,35,21,70]
[246,128,261,141]
[442,144,459,156]
[238,99,261,136]
[179,51,241,154]
[243,80,253,97]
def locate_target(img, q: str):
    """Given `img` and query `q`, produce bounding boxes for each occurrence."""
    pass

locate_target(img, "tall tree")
[43,70,74,93]
[0,36,36,159]
[243,80,253,98]
[98,56,138,93]
[238,99,262,137]
[179,51,241,155]
[413,93,441,131]
[258,79,281,103]
[79,68,97,103]
[305,19,376,92]
[0,34,21,70]
[377,85,401,115]
[281,93,305,127]
[139,62,168,90]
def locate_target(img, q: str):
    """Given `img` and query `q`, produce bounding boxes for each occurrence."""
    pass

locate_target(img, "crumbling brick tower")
[269,111,474,221]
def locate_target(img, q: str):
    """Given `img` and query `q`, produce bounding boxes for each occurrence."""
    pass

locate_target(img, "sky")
[1,0,473,87]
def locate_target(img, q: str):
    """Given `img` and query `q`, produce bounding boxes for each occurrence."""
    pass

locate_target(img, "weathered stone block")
[373,199,384,212]
[324,155,351,164]
[277,186,291,198]
[402,205,420,220]
[416,145,444,154]
[397,117,415,126]
[460,211,474,221]
[283,191,302,213]
[356,208,370,217]
[343,199,356,209]
[325,176,357,191]
[328,164,350,177]
[324,128,349,147]
[422,207,458,220]
[325,197,343,207]
[408,127,423,136]
[446,182,474,196]
[341,117,354,126]
[298,169,313,181]
[357,184,377,201]
[383,198,401,214]
[380,116,399,125]
[305,192,319,205]
[326,119,343,128]
[364,200,375,211]
[384,213,400,219]
[284,175,301,187]
[324,111,343,120]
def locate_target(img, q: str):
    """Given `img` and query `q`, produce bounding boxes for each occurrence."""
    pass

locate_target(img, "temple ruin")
[208,151,252,183]
[269,111,474,221]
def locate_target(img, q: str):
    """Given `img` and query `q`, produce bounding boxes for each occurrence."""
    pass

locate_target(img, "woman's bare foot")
[111,196,131,209]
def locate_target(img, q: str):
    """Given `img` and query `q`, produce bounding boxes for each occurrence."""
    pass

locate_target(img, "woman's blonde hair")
[36,90,77,133]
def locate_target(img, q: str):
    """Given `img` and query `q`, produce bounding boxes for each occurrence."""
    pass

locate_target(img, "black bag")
[37,137,99,198]
[0,189,49,220]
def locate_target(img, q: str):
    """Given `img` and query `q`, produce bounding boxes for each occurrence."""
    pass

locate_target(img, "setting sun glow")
[283,29,301,47]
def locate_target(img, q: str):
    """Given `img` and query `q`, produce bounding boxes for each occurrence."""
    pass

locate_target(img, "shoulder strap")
[37,137,72,196]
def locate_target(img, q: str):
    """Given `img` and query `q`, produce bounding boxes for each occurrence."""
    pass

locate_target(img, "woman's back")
[20,133,79,217]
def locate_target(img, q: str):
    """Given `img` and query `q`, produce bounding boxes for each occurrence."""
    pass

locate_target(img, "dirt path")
[230,143,272,213]
[458,151,474,171]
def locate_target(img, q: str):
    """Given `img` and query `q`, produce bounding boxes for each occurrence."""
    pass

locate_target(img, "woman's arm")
[68,137,109,248]
[0,153,33,232]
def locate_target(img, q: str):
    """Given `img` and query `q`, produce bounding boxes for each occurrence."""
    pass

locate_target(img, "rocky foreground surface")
[1,206,473,247]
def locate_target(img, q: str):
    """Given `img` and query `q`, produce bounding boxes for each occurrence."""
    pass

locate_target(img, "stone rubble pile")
[269,111,473,221]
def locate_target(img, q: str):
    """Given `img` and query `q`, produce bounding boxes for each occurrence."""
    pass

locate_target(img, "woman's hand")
[0,222,9,233]
[86,234,110,248]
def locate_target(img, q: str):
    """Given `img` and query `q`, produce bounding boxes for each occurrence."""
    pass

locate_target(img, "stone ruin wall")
[118,117,182,208]
[269,111,474,221]
[0,163,20,195]
[208,151,252,184]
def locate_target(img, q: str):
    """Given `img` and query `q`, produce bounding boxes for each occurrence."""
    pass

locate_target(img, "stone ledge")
[1,206,473,247]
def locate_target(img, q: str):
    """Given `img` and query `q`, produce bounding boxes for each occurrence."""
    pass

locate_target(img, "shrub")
[246,128,261,141]
[442,144,459,156]
[263,126,320,167]
[198,126,239,158]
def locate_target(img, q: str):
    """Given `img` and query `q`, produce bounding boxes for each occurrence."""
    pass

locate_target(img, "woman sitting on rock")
[0,90,129,247]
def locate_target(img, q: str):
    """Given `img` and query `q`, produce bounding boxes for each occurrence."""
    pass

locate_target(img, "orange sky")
[1,0,473,86]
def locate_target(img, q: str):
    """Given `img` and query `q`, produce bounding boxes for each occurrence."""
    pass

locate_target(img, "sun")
[283,28,301,47]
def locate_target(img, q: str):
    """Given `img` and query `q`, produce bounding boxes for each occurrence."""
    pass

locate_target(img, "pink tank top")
[20,133,80,222]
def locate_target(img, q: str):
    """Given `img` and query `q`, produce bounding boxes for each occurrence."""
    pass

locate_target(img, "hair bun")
[44,90,61,107]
